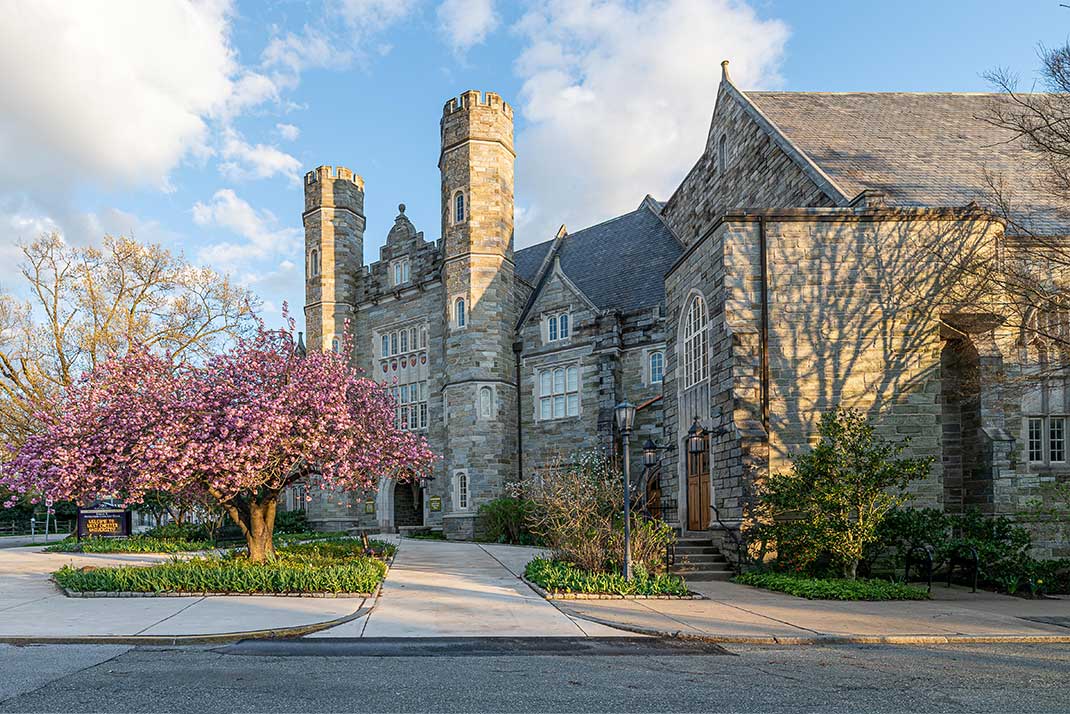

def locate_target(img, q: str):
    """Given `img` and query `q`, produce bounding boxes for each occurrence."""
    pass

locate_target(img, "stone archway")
[393,480,423,529]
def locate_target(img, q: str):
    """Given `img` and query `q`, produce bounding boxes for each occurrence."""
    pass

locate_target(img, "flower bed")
[44,535,214,554]
[53,538,393,596]
[524,557,692,598]
[734,572,930,601]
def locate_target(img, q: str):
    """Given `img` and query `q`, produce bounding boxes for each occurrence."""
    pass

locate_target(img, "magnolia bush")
[523,451,675,574]
[2,315,435,562]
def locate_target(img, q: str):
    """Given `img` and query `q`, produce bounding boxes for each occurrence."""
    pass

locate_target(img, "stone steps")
[670,533,734,582]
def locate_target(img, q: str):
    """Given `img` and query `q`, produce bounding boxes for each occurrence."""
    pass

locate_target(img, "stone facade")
[298,75,1066,563]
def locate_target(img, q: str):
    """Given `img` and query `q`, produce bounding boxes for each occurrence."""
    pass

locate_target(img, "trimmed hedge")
[53,538,390,595]
[525,556,690,597]
[44,535,213,554]
[734,572,930,601]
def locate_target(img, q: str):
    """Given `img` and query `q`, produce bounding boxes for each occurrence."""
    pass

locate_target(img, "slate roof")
[746,91,1070,236]
[515,202,682,313]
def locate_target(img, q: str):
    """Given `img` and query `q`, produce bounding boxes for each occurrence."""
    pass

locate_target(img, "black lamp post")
[614,400,637,581]
[642,438,659,468]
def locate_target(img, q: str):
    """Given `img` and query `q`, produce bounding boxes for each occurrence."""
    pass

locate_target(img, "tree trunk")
[219,494,278,563]
[843,558,858,580]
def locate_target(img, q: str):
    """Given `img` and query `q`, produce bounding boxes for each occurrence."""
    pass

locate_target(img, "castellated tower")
[303,166,365,352]
[439,90,518,539]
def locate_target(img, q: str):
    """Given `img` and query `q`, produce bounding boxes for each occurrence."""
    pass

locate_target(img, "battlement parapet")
[442,90,513,120]
[304,165,365,190]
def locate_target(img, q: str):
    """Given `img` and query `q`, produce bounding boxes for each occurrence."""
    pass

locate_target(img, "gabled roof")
[515,198,682,315]
[741,90,1070,236]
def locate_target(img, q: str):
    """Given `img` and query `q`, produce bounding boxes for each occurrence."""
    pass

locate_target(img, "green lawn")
[734,571,930,601]
[53,538,394,595]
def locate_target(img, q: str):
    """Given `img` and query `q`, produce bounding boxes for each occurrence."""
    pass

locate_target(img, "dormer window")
[308,249,320,278]
[454,191,465,224]
[546,312,570,342]
[392,259,410,286]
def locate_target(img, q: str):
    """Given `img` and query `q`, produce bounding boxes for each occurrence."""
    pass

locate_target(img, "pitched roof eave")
[720,75,852,207]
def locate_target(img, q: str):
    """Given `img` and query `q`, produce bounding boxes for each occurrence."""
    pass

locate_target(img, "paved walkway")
[311,539,625,637]
[0,533,70,549]
[560,578,1070,643]
[0,545,361,640]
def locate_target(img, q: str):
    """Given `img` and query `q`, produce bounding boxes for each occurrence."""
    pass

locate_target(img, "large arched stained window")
[683,295,708,389]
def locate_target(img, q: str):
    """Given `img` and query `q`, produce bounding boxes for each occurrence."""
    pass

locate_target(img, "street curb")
[557,606,1070,646]
[521,576,706,601]
[0,604,372,646]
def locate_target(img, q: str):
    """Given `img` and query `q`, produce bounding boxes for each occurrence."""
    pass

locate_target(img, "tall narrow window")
[455,298,466,327]
[559,313,569,339]
[421,328,428,348]
[718,133,728,172]
[391,332,398,355]
[479,386,493,419]
[649,351,664,384]
[1029,417,1044,462]
[455,470,469,510]
[682,295,709,389]
[548,315,558,341]
[309,249,320,277]
[400,330,408,353]
[409,327,417,351]
[454,191,465,223]
[1051,418,1066,462]
[331,337,339,353]
[381,335,389,357]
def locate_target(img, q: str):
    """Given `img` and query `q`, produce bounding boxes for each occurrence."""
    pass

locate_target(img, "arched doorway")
[393,480,423,529]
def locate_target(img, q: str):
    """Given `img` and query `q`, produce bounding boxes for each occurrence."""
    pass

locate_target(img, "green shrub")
[752,409,932,579]
[273,510,311,535]
[735,572,930,601]
[53,540,388,594]
[44,535,213,553]
[525,557,689,597]
[145,522,210,542]
[479,497,538,544]
[405,530,446,540]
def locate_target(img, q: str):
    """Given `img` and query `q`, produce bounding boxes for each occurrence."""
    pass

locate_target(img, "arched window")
[309,249,320,278]
[479,386,493,418]
[718,133,728,172]
[649,350,664,384]
[455,297,466,327]
[400,329,408,353]
[391,332,398,355]
[455,470,469,510]
[381,334,389,357]
[559,313,569,339]
[548,315,558,341]
[331,337,340,353]
[454,191,465,223]
[683,295,708,389]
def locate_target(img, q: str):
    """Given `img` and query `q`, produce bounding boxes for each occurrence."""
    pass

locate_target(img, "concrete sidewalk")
[311,539,625,638]
[0,545,364,642]
[559,578,1070,644]
[0,533,70,549]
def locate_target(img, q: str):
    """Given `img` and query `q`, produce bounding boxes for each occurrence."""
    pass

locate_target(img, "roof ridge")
[747,90,1014,97]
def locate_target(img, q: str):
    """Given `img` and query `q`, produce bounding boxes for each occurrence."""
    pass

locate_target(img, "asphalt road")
[1,639,1068,713]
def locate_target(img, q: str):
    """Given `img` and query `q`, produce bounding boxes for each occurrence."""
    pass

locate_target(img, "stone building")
[302,69,1068,557]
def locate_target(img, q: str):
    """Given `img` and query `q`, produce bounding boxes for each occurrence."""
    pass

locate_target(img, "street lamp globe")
[614,401,636,435]
[687,416,708,454]
[642,438,658,467]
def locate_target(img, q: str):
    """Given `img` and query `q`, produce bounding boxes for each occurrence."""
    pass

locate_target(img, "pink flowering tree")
[3,322,434,562]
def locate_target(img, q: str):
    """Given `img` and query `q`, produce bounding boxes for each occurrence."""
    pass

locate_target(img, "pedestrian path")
[310,539,626,637]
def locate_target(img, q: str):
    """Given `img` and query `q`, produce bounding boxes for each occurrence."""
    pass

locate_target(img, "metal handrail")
[904,544,934,593]
[710,504,744,576]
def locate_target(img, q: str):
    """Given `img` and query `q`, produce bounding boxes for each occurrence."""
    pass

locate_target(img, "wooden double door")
[686,445,710,531]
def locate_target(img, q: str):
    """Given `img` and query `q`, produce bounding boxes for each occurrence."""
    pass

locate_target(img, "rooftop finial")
[398,203,406,214]
[721,59,730,82]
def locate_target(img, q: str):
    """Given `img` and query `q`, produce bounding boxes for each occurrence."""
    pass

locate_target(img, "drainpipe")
[513,340,524,481]
[758,216,770,431]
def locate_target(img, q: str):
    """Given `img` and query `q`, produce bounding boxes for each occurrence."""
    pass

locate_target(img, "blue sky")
[0,0,1065,328]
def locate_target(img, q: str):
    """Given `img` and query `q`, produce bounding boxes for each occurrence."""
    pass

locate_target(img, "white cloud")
[192,189,301,267]
[0,0,244,193]
[437,0,499,52]
[276,123,301,141]
[513,0,789,245]
[218,129,301,183]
